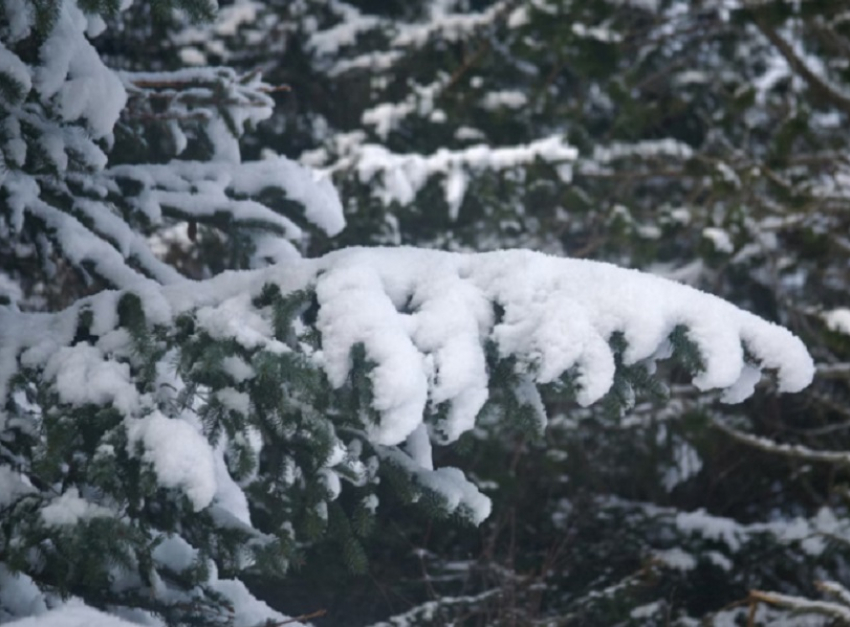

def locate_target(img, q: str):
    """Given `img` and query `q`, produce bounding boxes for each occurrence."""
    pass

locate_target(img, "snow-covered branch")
[713,419,850,467]
[749,589,850,623]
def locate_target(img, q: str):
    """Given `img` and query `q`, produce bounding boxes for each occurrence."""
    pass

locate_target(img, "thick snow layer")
[125,412,217,511]
[1,246,814,451]
[42,345,138,416]
[35,0,126,138]
[310,248,813,445]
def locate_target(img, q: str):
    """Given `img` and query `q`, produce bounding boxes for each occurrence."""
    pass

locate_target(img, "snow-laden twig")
[749,589,850,623]
[818,580,850,607]
[712,419,850,466]
[363,588,500,627]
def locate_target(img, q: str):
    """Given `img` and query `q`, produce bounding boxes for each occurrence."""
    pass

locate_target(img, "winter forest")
[4,0,850,625]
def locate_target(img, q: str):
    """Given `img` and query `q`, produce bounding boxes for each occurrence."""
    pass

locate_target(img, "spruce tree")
[0,2,826,627]
[149,1,850,624]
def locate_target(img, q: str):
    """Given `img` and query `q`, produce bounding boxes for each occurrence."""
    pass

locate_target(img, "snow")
[35,0,126,139]
[720,363,762,403]
[675,509,744,551]
[405,423,434,471]
[572,22,623,43]
[380,446,492,525]
[507,6,530,28]
[308,2,381,56]
[209,578,301,627]
[362,77,446,139]
[1,246,814,463]
[315,248,811,445]
[0,242,816,622]
[0,41,32,99]
[0,565,46,619]
[213,445,254,526]
[179,47,206,65]
[662,441,702,491]
[703,227,735,253]
[592,138,693,163]
[654,547,697,571]
[0,465,34,508]
[4,601,142,627]
[319,468,342,500]
[41,488,114,527]
[216,388,251,416]
[392,2,507,47]
[151,534,198,573]
[481,90,528,110]
[108,155,344,237]
[329,50,403,76]
[631,601,663,619]
[316,262,429,446]
[823,308,850,335]
[318,134,577,213]
[42,345,139,416]
[707,551,733,571]
[3,0,35,43]
[196,292,282,351]
[125,412,217,511]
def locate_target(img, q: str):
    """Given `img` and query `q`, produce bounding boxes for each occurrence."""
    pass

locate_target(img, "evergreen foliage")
[0,1,838,627]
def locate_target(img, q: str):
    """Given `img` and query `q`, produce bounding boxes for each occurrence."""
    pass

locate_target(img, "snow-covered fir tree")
[136,1,850,625]
[0,0,835,626]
